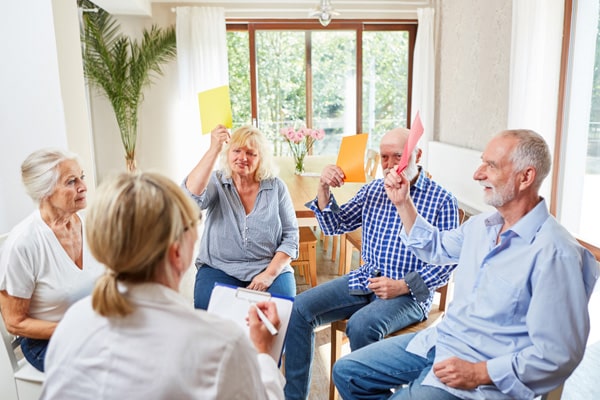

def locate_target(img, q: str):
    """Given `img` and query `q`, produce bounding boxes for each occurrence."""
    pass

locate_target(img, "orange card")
[336,133,369,182]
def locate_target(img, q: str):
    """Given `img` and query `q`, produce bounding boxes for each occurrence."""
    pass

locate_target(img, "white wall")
[433,0,511,150]
[428,142,494,214]
[0,0,95,234]
[89,5,205,186]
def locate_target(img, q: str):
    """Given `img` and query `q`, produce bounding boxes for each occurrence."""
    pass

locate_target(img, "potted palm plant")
[79,0,176,171]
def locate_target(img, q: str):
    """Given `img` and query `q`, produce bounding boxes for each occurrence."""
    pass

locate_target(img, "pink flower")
[310,128,325,140]
[281,125,326,170]
[280,127,302,143]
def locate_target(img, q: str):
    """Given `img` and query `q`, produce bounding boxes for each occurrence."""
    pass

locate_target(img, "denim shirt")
[182,171,298,281]
[402,199,599,399]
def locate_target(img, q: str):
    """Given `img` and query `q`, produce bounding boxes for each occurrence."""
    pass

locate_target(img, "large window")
[227,21,416,156]
[558,0,600,251]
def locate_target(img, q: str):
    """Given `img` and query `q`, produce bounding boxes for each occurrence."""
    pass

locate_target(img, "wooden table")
[275,155,364,222]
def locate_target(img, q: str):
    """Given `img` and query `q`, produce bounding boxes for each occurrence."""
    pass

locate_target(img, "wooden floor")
[292,232,354,400]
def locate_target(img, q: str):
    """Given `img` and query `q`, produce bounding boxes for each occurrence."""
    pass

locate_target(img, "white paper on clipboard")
[206,283,294,364]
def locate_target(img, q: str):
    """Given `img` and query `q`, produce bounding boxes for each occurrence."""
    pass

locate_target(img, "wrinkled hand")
[367,277,408,299]
[432,357,491,390]
[210,124,230,151]
[383,166,410,207]
[247,271,276,291]
[320,165,345,189]
[248,301,280,356]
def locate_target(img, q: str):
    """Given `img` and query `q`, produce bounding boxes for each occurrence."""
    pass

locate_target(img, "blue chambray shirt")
[182,171,299,282]
[307,169,459,314]
[402,199,599,399]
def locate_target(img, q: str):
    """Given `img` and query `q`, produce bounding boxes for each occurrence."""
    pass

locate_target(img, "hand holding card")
[396,112,424,174]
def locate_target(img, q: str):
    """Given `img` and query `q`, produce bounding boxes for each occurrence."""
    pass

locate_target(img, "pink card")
[396,112,424,174]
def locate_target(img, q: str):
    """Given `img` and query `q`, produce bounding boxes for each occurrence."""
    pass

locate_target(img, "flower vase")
[294,154,306,175]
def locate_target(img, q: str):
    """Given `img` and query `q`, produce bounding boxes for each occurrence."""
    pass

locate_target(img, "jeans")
[20,337,49,372]
[283,275,424,400]
[333,333,461,400]
[194,264,296,310]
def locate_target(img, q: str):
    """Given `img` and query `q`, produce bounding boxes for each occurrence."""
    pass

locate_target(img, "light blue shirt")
[183,171,299,282]
[401,199,599,399]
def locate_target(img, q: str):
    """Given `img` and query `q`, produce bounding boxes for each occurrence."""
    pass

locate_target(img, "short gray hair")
[500,129,552,190]
[21,148,81,203]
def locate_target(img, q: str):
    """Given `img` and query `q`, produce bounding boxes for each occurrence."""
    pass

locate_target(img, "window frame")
[226,19,417,135]
[554,0,600,258]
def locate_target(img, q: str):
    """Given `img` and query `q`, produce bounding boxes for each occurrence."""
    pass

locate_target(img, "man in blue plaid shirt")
[284,127,459,400]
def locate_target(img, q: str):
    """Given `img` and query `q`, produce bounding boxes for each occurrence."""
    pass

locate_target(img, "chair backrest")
[365,149,380,180]
[1,309,21,400]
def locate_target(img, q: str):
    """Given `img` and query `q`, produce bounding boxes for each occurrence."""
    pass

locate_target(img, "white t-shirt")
[0,210,104,321]
[41,283,285,400]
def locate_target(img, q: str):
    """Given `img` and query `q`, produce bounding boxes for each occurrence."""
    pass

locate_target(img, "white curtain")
[508,0,564,197]
[411,7,435,169]
[172,6,229,180]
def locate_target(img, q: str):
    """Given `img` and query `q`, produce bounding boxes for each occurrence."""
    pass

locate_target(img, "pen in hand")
[253,303,279,336]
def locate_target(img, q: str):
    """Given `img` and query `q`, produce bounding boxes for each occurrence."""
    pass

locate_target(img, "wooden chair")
[0,233,45,400]
[364,149,380,180]
[338,228,363,276]
[540,384,563,400]
[291,226,318,287]
[329,284,449,400]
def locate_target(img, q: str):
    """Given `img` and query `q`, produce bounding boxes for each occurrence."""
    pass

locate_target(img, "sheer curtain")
[173,7,229,178]
[508,0,564,198]
[412,7,435,169]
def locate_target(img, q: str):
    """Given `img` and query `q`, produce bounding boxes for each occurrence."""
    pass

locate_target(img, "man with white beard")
[284,128,460,400]
[333,129,599,400]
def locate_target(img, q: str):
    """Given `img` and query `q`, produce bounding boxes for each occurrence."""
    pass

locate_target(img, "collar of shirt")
[484,198,549,244]
[220,173,275,192]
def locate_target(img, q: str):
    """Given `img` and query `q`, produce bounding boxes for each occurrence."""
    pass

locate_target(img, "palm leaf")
[79,0,176,170]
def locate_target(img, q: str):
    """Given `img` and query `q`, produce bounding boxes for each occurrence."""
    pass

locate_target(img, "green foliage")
[79,0,176,170]
[227,31,251,127]
[591,14,600,138]
[227,26,410,155]
[256,31,306,136]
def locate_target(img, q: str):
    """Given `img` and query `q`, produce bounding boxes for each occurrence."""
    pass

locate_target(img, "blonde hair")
[219,125,278,180]
[87,172,200,317]
[21,148,81,203]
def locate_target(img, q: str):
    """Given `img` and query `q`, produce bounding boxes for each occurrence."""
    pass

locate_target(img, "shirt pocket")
[472,268,522,325]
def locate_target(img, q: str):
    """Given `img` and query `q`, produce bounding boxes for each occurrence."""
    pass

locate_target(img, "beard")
[383,159,419,181]
[403,160,419,182]
[481,177,516,207]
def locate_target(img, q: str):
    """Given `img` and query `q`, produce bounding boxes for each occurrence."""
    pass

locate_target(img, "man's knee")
[346,314,384,349]
[332,356,351,388]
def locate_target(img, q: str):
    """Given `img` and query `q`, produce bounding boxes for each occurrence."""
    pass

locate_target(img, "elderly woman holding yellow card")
[182,124,299,310]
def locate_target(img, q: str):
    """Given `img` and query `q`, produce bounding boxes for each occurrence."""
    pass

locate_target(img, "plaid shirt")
[307,169,459,314]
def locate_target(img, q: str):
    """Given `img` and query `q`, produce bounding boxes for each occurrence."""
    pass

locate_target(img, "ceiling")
[91,0,431,19]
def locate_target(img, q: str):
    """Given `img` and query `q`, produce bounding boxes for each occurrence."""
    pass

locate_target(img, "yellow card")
[336,133,369,183]
[198,85,233,134]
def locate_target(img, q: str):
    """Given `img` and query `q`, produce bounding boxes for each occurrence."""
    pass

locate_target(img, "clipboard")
[207,283,294,365]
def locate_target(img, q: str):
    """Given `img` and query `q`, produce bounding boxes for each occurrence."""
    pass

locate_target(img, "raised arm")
[185,125,230,195]
[317,164,345,210]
